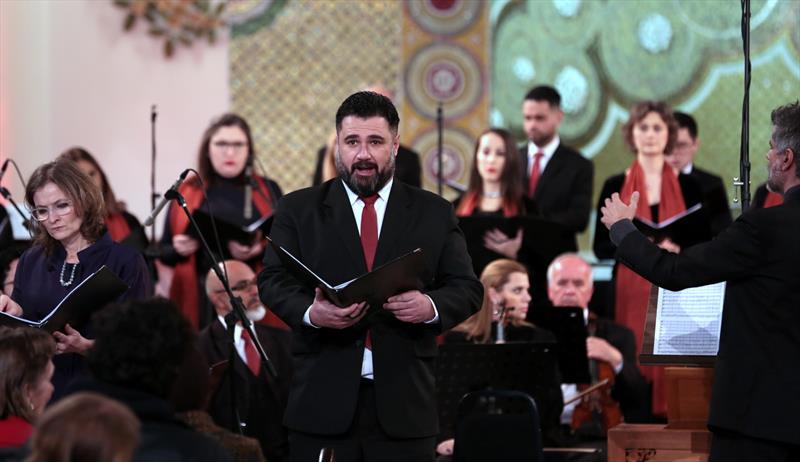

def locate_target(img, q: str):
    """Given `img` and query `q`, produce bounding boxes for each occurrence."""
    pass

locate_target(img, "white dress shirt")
[526,135,561,176]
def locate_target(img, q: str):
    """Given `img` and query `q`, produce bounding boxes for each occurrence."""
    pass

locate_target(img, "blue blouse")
[12,232,152,399]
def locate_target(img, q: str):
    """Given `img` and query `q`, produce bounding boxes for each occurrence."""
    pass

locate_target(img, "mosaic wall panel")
[229,0,401,193]
[491,0,799,248]
[230,0,798,251]
[401,0,490,198]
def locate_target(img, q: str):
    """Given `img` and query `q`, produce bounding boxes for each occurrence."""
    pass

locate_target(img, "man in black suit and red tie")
[600,102,800,462]
[519,85,594,240]
[259,91,483,462]
[669,111,733,236]
[199,260,293,462]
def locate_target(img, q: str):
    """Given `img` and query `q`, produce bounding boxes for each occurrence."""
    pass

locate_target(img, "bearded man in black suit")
[259,91,482,462]
[519,85,593,240]
[601,102,800,462]
[669,111,733,236]
[199,260,293,462]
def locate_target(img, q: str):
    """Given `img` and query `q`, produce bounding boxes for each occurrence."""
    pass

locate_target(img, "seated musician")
[437,259,560,458]
[547,253,650,435]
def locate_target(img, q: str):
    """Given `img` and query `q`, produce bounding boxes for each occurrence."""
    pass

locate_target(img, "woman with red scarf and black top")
[593,101,710,418]
[59,147,149,252]
[159,114,282,330]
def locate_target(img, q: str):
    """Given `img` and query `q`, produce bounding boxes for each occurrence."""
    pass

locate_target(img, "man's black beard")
[336,156,395,196]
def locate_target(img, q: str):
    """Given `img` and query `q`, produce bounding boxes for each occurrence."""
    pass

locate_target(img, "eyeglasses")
[212,141,248,151]
[30,201,73,222]
[214,277,257,293]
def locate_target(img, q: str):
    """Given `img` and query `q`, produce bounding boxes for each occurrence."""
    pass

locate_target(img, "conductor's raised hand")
[0,294,23,317]
[600,191,639,229]
[308,288,368,329]
[384,290,434,324]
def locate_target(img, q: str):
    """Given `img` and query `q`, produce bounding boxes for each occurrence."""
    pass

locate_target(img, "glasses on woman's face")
[31,200,73,222]
[212,140,248,151]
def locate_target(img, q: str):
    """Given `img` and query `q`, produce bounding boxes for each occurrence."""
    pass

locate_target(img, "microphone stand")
[0,187,34,237]
[436,101,444,197]
[145,106,162,262]
[735,0,752,210]
[164,187,278,379]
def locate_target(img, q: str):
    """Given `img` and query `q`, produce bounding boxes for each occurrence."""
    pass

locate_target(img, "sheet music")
[653,282,726,355]
[4,203,33,240]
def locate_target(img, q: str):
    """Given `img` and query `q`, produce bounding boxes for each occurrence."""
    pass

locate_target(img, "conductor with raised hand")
[259,91,482,462]
[600,102,800,462]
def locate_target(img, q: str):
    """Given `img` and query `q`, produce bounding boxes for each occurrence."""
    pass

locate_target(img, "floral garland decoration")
[113,0,227,58]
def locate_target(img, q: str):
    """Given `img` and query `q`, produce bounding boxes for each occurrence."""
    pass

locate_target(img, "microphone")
[144,169,190,227]
[0,159,9,182]
[243,160,253,221]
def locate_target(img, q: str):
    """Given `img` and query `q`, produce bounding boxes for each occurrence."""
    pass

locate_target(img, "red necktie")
[360,195,378,350]
[528,151,544,197]
[241,329,261,376]
[360,195,378,271]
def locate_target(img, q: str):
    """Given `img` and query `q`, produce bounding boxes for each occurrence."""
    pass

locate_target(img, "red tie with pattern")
[241,329,261,376]
[528,151,544,197]
[360,195,378,350]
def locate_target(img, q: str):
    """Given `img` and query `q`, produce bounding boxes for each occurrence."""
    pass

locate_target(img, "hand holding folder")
[0,266,129,333]
[266,237,425,310]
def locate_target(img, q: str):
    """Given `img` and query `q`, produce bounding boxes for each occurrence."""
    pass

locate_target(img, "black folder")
[187,208,273,246]
[632,203,709,248]
[530,306,591,384]
[267,237,425,308]
[0,265,129,333]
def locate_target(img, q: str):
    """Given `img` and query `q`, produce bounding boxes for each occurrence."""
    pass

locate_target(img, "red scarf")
[167,176,274,329]
[105,212,132,242]
[764,191,783,208]
[456,190,519,217]
[615,160,686,416]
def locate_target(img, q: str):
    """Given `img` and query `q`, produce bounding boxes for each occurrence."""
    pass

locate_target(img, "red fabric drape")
[105,212,131,242]
[764,191,784,208]
[455,190,519,217]
[167,177,274,329]
[615,160,686,416]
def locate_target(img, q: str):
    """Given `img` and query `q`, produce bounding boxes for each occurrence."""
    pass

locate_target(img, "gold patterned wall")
[401,0,489,198]
[230,0,401,193]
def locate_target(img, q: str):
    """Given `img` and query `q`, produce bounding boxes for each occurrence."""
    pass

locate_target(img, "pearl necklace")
[482,190,502,199]
[59,261,78,287]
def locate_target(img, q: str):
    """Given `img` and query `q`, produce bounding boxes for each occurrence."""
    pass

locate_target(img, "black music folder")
[530,306,591,384]
[266,237,425,308]
[632,203,709,248]
[188,208,273,246]
[0,265,129,333]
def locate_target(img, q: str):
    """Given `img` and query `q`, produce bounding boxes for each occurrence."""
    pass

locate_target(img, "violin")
[569,314,622,435]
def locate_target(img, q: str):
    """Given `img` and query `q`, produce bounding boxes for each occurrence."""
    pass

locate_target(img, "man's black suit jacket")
[612,185,800,444]
[519,143,594,234]
[312,144,422,188]
[689,166,733,236]
[259,179,483,438]
[197,320,293,461]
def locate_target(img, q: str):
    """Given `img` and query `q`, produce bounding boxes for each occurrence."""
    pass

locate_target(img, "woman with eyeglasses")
[158,113,283,330]
[0,159,151,400]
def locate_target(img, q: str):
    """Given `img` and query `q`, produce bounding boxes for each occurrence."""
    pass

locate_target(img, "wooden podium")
[608,287,718,461]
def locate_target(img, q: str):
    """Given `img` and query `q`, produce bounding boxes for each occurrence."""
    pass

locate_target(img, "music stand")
[530,307,591,384]
[436,342,559,441]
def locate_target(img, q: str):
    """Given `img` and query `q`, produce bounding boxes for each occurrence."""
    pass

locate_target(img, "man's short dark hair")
[771,101,800,178]
[335,91,399,134]
[673,111,698,140]
[524,85,561,108]
[88,297,194,399]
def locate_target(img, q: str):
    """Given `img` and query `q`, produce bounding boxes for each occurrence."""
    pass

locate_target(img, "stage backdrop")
[229,0,799,251]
